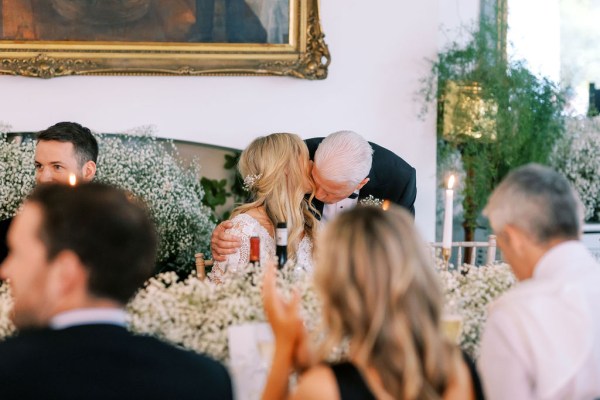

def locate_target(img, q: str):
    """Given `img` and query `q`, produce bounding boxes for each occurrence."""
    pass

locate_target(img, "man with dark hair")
[35,121,98,184]
[0,183,233,399]
[0,121,97,262]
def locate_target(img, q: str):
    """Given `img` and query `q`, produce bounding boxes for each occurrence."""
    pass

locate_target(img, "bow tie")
[348,192,359,199]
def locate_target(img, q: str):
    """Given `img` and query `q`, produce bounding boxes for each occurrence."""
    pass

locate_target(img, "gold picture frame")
[0,0,330,79]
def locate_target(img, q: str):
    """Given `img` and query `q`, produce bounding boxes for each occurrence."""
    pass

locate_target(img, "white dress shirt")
[478,241,600,400]
[321,192,359,223]
[50,308,127,330]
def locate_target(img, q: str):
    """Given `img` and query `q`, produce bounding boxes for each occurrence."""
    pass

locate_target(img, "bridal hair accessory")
[243,174,262,191]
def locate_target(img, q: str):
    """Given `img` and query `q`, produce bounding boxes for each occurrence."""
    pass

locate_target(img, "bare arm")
[261,262,305,400]
[210,220,242,262]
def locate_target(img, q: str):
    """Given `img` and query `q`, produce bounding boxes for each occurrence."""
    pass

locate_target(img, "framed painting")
[0,0,329,79]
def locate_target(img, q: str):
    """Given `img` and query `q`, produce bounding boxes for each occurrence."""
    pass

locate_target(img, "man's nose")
[37,169,53,184]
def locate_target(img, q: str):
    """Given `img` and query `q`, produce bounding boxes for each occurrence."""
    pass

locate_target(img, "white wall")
[0,1,481,241]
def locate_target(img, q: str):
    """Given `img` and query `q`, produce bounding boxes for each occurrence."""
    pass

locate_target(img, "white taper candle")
[442,175,455,250]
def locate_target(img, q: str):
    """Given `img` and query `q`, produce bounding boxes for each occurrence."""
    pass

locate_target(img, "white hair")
[483,164,584,244]
[314,131,373,187]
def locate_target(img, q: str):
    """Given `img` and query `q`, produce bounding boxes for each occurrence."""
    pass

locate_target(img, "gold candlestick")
[442,248,451,268]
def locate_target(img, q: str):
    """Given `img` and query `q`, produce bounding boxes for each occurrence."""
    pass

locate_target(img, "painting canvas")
[0,0,328,79]
[0,0,289,43]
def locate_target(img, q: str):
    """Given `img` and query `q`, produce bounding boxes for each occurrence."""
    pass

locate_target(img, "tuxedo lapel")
[312,198,324,220]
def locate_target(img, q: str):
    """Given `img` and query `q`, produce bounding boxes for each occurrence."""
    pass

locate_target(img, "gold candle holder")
[442,248,451,268]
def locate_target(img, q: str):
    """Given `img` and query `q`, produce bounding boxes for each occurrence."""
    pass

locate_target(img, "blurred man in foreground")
[0,183,233,399]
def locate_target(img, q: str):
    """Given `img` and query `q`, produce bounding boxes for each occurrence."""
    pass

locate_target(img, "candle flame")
[68,174,77,187]
[382,199,390,211]
[447,175,455,190]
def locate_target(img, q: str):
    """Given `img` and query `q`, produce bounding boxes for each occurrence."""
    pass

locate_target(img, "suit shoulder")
[368,141,415,171]
[134,334,229,373]
[304,137,324,159]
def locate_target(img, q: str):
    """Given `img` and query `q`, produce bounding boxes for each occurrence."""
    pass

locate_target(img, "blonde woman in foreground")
[262,205,475,400]
[210,133,318,283]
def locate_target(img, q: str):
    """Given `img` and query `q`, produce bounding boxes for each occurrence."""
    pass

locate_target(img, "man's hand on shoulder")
[210,221,242,262]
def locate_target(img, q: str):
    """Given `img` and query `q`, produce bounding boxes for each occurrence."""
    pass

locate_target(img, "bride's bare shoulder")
[241,207,274,236]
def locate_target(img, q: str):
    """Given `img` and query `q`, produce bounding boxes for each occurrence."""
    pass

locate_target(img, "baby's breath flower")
[435,259,516,358]
[0,283,15,340]
[358,195,383,207]
[552,117,600,221]
[0,126,214,274]
[127,265,321,362]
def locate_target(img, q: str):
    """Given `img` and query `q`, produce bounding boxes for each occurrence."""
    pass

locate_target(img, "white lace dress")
[210,213,313,284]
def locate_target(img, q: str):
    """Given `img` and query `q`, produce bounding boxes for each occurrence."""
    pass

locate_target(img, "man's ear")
[82,161,96,182]
[47,250,88,299]
[356,177,370,191]
[503,224,527,257]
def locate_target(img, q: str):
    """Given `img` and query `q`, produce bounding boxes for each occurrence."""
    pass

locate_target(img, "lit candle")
[442,175,455,250]
[382,199,390,211]
[68,173,77,187]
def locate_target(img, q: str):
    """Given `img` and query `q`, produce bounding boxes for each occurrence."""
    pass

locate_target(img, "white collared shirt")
[50,308,127,330]
[321,192,359,223]
[478,241,600,400]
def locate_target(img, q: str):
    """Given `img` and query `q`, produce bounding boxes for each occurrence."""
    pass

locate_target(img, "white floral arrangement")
[0,128,35,220]
[0,283,15,340]
[0,125,214,274]
[436,260,516,358]
[552,116,600,221]
[127,264,321,362]
[0,257,515,360]
[95,128,215,272]
[358,194,383,207]
[128,258,516,362]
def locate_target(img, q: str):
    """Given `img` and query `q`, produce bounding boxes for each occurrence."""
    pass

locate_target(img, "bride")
[210,133,318,283]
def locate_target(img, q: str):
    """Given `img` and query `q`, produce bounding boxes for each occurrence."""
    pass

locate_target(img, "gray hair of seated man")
[314,130,374,187]
[483,163,584,244]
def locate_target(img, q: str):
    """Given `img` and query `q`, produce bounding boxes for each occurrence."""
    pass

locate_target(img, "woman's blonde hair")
[233,133,318,259]
[314,206,459,399]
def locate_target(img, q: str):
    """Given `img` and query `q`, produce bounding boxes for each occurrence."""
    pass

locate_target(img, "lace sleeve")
[296,236,314,273]
[209,215,256,284]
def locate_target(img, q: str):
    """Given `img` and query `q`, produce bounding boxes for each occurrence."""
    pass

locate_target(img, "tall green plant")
[422,17,566,241]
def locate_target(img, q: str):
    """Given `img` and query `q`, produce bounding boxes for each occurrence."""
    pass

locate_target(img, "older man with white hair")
[305,131,416,221]
[479,163,600,400]
[210,130,416,260]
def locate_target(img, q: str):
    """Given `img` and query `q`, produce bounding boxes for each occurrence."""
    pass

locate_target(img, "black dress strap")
[329,362,376,400]
[462,351,485,400]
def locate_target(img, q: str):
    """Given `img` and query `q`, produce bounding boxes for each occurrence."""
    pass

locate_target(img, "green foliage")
[224,151,245,205]
[423,17,566,235]
[199,151,244,224]
[200,177,230,222]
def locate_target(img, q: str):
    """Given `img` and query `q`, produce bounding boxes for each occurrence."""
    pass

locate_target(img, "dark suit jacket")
[0,324,233,400]
[305,138,417,216]
[0,217,11,264]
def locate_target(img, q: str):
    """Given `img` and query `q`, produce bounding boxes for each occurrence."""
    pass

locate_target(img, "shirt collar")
[50,308,127,330]
[533,240,594,281]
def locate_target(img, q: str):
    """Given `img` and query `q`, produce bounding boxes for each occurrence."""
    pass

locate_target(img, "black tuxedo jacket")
[0,324,233,400]
[305,138,417,216]
[0,217,11,264]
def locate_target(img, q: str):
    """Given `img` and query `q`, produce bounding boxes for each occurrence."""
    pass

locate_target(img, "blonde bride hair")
[314,205,460,399]
[232,133,318,259]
